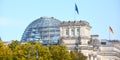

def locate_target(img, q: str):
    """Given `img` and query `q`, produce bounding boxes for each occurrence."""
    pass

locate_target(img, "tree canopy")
[0,41,87,60]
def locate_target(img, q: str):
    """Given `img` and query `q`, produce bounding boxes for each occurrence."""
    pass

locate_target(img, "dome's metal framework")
[21,17,61,45]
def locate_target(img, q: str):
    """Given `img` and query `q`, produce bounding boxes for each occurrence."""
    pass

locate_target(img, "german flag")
[109,26,114,34]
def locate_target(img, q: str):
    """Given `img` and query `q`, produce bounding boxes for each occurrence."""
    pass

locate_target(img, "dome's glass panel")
[21,17,61,45]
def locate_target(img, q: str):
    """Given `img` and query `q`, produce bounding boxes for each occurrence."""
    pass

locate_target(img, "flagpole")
[74,3,76,21]
[109,26,110,40]
[74,9,76,21]
[109,29,110,40]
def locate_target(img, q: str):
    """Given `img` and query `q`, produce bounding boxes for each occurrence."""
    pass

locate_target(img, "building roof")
[60,20,91,28]
[21,17,61,44]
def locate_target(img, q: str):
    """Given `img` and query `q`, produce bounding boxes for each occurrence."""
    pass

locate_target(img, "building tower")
[60,20,91,51]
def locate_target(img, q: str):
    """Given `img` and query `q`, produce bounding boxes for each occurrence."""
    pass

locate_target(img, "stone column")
[94,57,97,60]
[63,28,66,37]
[88,54,91,60]
[75,27,77,36]
[91,55,93,60]
[69,28,71,37]
[60,27,63,37]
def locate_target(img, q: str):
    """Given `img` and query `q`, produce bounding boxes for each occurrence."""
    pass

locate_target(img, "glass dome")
[21,17,61,45]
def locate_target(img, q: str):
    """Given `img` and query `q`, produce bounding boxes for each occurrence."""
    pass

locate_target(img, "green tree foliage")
[78,51,87,60]
[0,41,87,60]
[12,43,30,60]
[49,45,72,60]
[8,40,19,51]
[70,51,87,60]
[70,51,79,60]
[12,42,52,60]
[34,42,52,60]
[0,42,12,60]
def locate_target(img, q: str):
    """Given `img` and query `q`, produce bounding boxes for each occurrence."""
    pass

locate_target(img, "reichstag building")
[21,17,91,45]
[21,17,120,60]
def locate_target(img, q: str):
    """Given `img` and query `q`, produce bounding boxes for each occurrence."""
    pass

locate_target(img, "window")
[66,28,69,35]
[71,29,75,36]
[77,29,80,36]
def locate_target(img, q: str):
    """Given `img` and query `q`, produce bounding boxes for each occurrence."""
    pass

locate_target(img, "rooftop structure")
[21,17,61,45]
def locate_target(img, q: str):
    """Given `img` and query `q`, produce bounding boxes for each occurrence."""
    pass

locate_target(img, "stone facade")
[20,17,120,60]
[60,20,93,59]
[60,21,91,45]
[59,20,120,60]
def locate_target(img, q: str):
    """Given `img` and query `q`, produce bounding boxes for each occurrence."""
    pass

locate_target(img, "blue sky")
[0,0,120,41]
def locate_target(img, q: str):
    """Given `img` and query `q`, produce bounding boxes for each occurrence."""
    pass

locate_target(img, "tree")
[8,40,20,51]
[70,51,79,60]
[0,42,12,60]
[49,45,72,60]
[59,45,72,60]
[70,51,87,60]
[12,42,35,60]
[34,42,52,60]
[0,41,87,60]
[11,42,52,60]
[78,51,87,60]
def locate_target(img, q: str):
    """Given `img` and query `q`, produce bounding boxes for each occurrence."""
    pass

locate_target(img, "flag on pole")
[109,26,114,34]
[75,3,79,14]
